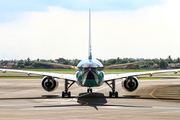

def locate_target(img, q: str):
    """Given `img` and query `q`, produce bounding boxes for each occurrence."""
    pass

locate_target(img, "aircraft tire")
[62,91,65,98]
[109,91,112,98]
[68,92,71,98]
[115,91,118,98]
[90,89,92,93]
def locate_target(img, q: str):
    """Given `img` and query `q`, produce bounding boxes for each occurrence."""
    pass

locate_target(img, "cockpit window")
[84,67,89,71]
[84,67,96,71]
[91,67,96,71]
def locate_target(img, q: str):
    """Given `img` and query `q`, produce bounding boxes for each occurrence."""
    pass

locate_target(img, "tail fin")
[88,9,92,61]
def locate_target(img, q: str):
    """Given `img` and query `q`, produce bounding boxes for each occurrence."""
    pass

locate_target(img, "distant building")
[130,66,136,69]
[152,64,159,68]
[25,66,33,69]
[168,63,180,68]
[114,65,127,69]
[175,63,180,68]
[54,59,58,63]
[0,62,15,69]
[168,63,176,68]
[0,65,6,68]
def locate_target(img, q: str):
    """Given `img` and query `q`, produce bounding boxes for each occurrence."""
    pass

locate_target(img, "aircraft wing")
[103,69,180,81]
[0,69,77,81]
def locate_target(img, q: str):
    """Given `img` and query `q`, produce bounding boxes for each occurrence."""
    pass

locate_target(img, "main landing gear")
[105,80,118,98]
[62,80,75,98]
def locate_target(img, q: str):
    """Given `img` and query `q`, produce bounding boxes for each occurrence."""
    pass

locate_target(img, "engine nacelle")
[41,76,59,92]
[121,76,138,92]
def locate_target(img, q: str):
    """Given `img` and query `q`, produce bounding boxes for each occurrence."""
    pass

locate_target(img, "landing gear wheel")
[109,91,112,98]
[115,91,118,98]
[62,91,65,98]
[90,89,92,93]
[87,88,92,93]
[62,91,71,98]
[109,91,118,98]
[68,92,71,98]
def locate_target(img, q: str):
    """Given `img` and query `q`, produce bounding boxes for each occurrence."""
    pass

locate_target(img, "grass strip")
[138,77,161,79]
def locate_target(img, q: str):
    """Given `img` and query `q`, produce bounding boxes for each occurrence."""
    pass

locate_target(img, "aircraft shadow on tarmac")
[34,93,154,110]
[1,91,180,110]
[1,92,180,101]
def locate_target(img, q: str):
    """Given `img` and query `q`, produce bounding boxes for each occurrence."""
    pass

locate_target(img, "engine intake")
[121,76,138,92]
[42,76,59,92]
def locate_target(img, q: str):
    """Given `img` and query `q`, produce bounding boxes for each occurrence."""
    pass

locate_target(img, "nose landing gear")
[87,88,92,93]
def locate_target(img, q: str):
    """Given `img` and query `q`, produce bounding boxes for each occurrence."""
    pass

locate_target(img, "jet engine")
[121,76,138,92]
[41,76,59,92]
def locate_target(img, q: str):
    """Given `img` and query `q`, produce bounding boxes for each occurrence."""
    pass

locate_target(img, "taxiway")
[0,78,180,120]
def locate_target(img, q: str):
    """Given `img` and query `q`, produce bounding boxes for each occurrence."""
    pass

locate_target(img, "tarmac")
[0,78,180,120]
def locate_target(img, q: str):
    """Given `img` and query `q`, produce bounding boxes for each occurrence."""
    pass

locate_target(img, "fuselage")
[75,59,104,87]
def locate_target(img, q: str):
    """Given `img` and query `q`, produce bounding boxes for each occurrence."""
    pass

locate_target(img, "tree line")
[1,56,180,69]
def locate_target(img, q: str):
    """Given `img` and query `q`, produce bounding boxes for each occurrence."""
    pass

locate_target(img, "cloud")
[0,0,180,60]
[0,0,165,23]
[0,0,165,12]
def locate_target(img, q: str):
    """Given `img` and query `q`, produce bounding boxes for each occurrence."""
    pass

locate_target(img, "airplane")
[0,9,180,98]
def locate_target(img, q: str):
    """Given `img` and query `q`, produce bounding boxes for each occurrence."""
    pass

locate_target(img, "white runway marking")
[100,106,180,110]
[100,106,121,109]
[153,106,180,110]
[172,82,180,84]
[60,102,77,104]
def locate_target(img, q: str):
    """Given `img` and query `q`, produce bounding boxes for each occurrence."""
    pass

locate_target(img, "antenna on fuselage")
[88,9,92,61]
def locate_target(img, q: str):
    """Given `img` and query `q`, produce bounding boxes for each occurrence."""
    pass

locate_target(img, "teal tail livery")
[1,9,180,98]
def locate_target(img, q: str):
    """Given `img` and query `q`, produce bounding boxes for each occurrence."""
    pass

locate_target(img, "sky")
[0,0,180,60]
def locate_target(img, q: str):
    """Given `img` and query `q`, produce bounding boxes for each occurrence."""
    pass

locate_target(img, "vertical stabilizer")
[88,9,92,61]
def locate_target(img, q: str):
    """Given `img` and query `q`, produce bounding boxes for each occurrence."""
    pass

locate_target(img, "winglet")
[88,9,92,61]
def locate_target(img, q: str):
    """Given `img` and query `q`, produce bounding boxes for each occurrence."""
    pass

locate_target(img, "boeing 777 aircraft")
[0,9,180,98]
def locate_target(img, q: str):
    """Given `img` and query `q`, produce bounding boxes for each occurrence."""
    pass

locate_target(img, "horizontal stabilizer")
[97,61,145,70]
[35,61,83,70]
